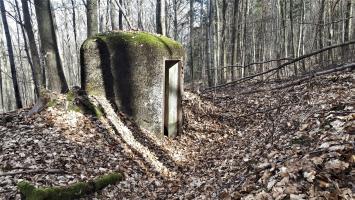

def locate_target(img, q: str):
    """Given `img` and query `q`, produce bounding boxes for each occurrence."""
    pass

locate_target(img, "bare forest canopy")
[0,0,354,112]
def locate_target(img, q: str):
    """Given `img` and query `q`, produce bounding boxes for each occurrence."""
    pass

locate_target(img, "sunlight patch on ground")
[93,96,176,177]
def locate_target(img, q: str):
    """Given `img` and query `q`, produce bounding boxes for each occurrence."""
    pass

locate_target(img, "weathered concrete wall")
[80,31,184,137]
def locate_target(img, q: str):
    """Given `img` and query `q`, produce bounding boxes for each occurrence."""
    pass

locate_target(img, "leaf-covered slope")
[0,71,354,199]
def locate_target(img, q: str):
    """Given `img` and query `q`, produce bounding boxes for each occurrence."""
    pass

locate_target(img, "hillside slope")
[0,71,354,199]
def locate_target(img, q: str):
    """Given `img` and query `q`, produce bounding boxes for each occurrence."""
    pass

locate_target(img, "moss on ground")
[46,99,58,108]
[66,90,75,102]
[17,172,122,200]
[65,89,104,118]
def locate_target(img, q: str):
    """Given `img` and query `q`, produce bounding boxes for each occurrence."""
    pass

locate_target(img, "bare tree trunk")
[0,0,23,108]
[119,0,123,29]
[343,0,352,60]
[206,0,213,86]
[298,0,306,72]
[173,0,178,40]
[189,0,194,82]
[34,0,68,93]
[22,0,43,92]
[87,0,98,37]
[230,0,240,81]
[0,41,3,110]
[316,0,326,65]
[110,0,118,30]
[70,0,80,85]
[15,19,29,106]
[15,0,39,98]
[220,0,227,83]
[156,0,166,35]
[344,0,352,42]
[289,0,297,76]
[0,16,5,111]
[241,0,248,78]
[137,0,144,30]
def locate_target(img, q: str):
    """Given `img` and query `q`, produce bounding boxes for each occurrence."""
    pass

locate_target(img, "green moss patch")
[91,31,183,55]
[65,89,104,118]
[46,99,58,108]
[17,172,123,200]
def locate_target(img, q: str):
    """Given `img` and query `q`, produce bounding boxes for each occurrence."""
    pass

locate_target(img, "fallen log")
[17,172,123,200]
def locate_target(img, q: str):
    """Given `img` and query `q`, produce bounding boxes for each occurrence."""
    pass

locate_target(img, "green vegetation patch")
[17,172,123,200]
[92,31,183,53]
[65,89,104,118]
[46,99,58,108]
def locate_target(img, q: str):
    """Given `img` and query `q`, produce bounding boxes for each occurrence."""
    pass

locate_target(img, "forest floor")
[0,70,354,199]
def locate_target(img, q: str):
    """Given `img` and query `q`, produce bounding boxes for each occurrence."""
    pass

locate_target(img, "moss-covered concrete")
[17,172,122,200]
[81,31,185,137]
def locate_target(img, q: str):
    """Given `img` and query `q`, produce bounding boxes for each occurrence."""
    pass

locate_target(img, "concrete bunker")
[80,31,185,137]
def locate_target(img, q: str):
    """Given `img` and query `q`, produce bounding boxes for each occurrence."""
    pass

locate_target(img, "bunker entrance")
[164,60,181,137]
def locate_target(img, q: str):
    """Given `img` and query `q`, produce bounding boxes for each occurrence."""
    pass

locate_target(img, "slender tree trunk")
[15,20,28,106]
[0,60,3,110]
[0,0,23,108]
[110,0,118,30]
[298,0,306,72]
[87,0,98,37]
[289,0,297,76]
[344,0,352,42]
[119,0,123,29]
[22,0,43,91]
[156,0,166,35]
[173,0,178,40]
[0,16,5,111]
[220,0,227,83]
[343,0,352,60]
[70,0,80,84]
[230,0,240,81]
[0,40,3,110]
[15,0,39,98]
[206,0,213,86]
[34,0,68,93]
[137,0,144,30]
[316,0,326,65]
[242,0,248,78]
[189,0,194,81]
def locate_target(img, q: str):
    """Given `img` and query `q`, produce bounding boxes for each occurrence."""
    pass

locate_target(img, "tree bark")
[34,0,68,93]
[173,0,178,40]
[156,0,166,35]
[119,0,123,29]
[0,0,23,108]
[137,0,144,30]
[230,0,240,81]
[21,0,45,88]
[87,0,98,37]
[110,0,118,30]
[220,0,228,82]
[14,0,39,99]
[70,0,80,84]
[344,0,352,42]
[289,0,297,76]
[189,0,194,81]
